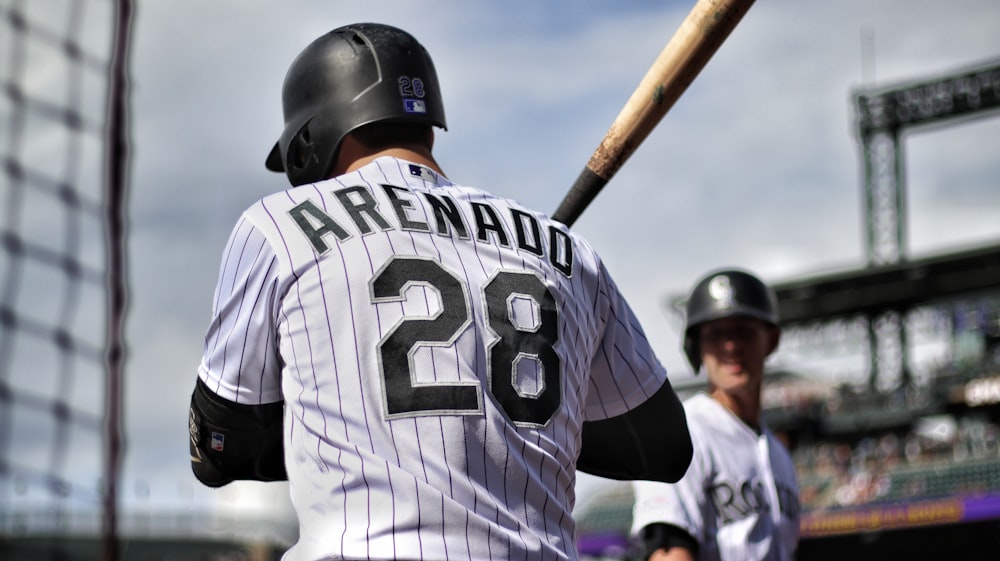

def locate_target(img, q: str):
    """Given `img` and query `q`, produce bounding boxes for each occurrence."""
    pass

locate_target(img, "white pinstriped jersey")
[198,157,669,561]
[631,393,800,561]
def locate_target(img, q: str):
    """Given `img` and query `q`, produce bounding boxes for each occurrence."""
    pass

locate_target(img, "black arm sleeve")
[577,380,692,483]
[636,523,699,561]
[189,378,287,487]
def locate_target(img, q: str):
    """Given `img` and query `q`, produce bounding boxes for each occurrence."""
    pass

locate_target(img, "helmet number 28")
[370,256,561,427]
[398,76,426,98]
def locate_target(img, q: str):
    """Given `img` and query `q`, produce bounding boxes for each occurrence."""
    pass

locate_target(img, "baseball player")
[631,269,800,561]
[187,23,693,561]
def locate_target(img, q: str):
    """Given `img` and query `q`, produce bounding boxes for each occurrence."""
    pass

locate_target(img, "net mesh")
[0,0,127,558]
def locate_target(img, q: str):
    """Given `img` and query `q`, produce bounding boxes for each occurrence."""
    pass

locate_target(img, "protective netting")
[0,0,129,559]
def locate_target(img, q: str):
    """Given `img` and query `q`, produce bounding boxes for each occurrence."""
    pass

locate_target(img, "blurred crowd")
[793,413,1000,510]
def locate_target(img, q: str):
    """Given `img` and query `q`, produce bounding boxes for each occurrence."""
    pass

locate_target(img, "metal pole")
[103,1,134,560]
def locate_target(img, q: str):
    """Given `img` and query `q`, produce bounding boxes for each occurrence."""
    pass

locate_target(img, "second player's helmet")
[265,23,448,186]
[682,268,780,373]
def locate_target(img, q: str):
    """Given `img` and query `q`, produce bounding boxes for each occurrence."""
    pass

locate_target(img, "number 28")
[370,256,561,427]
[398,76,426,98]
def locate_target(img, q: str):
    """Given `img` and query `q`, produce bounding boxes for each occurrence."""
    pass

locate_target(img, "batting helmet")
[265,23,448,186]
[682,268,780,372]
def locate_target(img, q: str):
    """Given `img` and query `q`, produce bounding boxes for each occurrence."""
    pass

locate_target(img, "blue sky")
[6,0,1000,537]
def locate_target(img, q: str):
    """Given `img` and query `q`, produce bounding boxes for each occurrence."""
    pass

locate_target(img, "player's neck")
[709,388,762,433]
[337,138,444,177]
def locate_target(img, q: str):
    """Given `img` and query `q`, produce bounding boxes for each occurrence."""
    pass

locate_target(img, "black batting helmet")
[682,268,780,373]
[265,23,448,186]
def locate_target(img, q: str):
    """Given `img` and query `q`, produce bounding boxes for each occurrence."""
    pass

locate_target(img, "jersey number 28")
[371,256,560,427]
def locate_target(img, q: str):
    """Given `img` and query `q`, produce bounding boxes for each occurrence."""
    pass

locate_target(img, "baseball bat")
[551,0,756,226]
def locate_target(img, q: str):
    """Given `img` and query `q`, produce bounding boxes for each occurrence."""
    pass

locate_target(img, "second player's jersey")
[631,393,800,561]
[198,157,668,561]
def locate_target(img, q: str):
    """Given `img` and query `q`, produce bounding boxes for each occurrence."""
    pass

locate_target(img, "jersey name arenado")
[631,393,800,561]
[198,156,667,561]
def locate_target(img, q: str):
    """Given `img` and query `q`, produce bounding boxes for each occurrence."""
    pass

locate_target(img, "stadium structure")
[575,58,1000,560]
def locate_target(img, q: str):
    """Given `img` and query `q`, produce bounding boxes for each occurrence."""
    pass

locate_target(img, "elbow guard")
[578,381,693,483]
[189,378,287,487]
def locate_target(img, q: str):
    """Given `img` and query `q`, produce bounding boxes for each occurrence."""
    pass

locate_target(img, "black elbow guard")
[578,382,693,483]
[189,378,287,487]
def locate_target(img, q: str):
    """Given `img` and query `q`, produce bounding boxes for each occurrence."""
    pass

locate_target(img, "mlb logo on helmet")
[403,99,427,114]
[211,432,225,452]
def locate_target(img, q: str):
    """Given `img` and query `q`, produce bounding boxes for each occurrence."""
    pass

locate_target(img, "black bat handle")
[551,167,608,227]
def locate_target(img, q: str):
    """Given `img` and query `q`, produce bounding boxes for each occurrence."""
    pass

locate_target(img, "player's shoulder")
[229,184,317,255]
[240,183,315,222]
[678,394,719,435]
[681,392,716,415]
[682,393,745,437]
